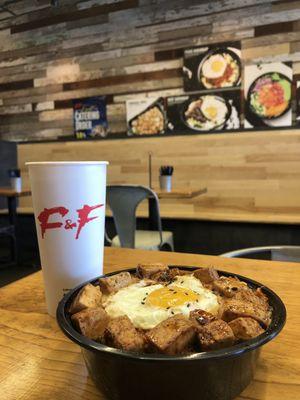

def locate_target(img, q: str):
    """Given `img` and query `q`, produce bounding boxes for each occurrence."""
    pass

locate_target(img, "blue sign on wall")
[73,96,108,139]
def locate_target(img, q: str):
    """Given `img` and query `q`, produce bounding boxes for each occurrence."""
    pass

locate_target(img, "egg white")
[202,54,227,79]
[201,96,228,124]
[103,275,219,330]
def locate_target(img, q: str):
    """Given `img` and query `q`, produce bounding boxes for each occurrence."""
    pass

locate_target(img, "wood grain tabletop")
[0,247,299,400]
[154,187,207,199]
[0,187,31,197]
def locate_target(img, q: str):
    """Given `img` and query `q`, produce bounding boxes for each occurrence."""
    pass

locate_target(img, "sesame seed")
[171,311,174,315]
[187,303,190,308]
[141,302,145,305]
[166,307,170,310]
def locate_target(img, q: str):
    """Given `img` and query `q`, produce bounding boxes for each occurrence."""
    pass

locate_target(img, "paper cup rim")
[26,161,109,166]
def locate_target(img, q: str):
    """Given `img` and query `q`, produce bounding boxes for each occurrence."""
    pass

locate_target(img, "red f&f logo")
[37,204,103,240]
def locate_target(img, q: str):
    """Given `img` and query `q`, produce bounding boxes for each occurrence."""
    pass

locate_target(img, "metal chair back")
[221,245,300,262]
[106,185,163,249]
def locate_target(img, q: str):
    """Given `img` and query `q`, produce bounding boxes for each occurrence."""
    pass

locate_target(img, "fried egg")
[201,96,228,124]
[103,275,219,330]
[202,54,227,79]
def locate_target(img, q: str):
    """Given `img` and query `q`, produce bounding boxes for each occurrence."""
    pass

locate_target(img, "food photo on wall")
[296,80,300,124]
[166,90,241,134]
[183,41,241,92]
[244,62,292,129]
[73,96,108,139]
[126,97,167,136]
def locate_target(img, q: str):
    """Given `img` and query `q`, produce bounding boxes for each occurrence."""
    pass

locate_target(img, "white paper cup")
[27,161,108,316]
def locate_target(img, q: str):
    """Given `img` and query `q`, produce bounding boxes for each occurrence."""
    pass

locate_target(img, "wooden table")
[0,188,31,226]
[155,187,207,199]
[0,247,299,399]
[149,187,207,228]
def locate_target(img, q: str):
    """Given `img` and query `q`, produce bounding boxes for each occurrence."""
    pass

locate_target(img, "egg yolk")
[204,106,218,119]
[212,60,224,73]
[146,286,199,308]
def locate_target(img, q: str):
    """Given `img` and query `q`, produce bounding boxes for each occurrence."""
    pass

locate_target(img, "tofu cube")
[104,315,145,352]
[137,263,169,279]
[198,319,235,351]
[194,267,219,284]
[69,283,102,314]
[229,317,265,340]
[213,276,248,298]
[146,314,196,355]
[99,271,132,294]
[71,307,109,341]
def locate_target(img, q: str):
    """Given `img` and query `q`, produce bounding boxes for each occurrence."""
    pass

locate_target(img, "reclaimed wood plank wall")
[0,0,300,140]
[2,0,300,223]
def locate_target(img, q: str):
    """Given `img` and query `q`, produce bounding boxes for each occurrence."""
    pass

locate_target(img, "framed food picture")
[126,97,167,136]
[73,96,108,139]
[166,90,241,134]
[244,62,292,128]
[183,42,241,92]
[296,81,300,124]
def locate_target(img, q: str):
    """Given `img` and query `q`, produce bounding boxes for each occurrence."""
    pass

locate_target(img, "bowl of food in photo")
[57,263,286,400]
[198,48,241,89]
[246,72,292,120]
[128,99,167,136]
[181,94,231,131]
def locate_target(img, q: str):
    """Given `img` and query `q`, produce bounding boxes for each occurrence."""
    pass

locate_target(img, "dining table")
[0,247,299,400]
[148,187,207,228]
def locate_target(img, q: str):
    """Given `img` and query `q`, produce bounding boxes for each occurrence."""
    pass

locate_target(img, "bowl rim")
[57,266,286,362]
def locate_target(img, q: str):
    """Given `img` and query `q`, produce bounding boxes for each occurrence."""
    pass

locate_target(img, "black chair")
[220,246,300,262]
[0,225,17,265]
[0,141,18,265]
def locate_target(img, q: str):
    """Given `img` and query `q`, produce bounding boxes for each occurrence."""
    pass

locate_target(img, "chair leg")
[11,234,18,264]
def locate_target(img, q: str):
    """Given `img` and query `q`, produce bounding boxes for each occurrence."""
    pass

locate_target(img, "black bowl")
[57,267,286,400]
[198,47,242,89]
[180,95,232,132]
[246,72,292,120]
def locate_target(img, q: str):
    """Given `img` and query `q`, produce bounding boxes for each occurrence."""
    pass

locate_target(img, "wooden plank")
[242,31,300,49]
[34,59,181,87]
[11,0,138,33]
[254,21,294,37]
[272,0,300,12]
[0,79,34,92]
[62,68,182,91]
[155,188,207,199]
[242,43,290,60]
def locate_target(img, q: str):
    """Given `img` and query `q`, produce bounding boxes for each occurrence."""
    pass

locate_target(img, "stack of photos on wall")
[72,41,296,139]
[172,41,242,133]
